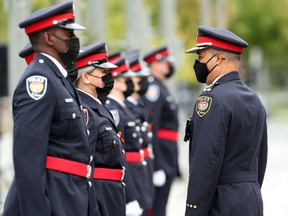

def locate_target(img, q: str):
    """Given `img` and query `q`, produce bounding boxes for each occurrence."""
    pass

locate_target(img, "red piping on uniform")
[25,53,35,65]
[111,64,128,75]
[144,49,169,64]
[93,168,124,181]
[125,151,144,163]
[25,12,74,34]
[130,63,141,72]
[157,128,178,142]
[142,147,151,158]
[197,36,243,53]
[46,156,90,178]
[76,52,107,69]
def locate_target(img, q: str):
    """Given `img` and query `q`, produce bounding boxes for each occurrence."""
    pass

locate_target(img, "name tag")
[105,127,112,131]
[65,98,73,103]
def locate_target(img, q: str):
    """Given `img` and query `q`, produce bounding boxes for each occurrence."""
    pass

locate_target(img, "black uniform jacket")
[185,72,268,216]
[77,90,126,216]
[3,53,91,216]
[105,96,143,204]
[125,97,155,208]
[142,77,180,177]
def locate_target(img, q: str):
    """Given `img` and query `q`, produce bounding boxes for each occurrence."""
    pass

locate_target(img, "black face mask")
[123,79,134,98]
[66,62,78,83]
[166,64,175,79]
[96,73,114,103]
[52,34,80,67]
[138,77,149,96]
[193,54,217,83]
[88,72,114,103]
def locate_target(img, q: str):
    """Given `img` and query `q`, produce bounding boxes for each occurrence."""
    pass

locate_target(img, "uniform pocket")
[101,136,123,167]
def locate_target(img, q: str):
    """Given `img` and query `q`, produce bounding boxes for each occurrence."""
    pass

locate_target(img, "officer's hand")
[153,169,166,187]
[126,200,143,216]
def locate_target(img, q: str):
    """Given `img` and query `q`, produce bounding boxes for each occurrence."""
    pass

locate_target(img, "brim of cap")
[96,62,118,69]
[122,70,137,77]
[58,23,86,30]
[136,67,150,77]
[185,45,211,54]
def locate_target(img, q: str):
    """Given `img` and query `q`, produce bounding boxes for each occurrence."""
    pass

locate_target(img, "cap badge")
[196,96,212,117]
[26,75,47,100]
[156,54,162,60]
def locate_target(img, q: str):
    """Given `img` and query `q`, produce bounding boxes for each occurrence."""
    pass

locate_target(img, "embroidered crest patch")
[110,109,120,126]
[196,96,212,117]
[26,75,47,100]
[82,108,89,125]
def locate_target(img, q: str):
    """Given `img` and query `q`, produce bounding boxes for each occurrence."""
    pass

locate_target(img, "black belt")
[218,171,258,185]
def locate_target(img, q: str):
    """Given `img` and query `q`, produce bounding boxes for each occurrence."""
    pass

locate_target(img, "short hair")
[28,31,43,47]
[211,48,241,62]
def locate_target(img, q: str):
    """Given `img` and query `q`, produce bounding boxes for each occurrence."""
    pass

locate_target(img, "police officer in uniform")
[74,42,126,216]
[106,56,144,216]
[125,50,155,216]
[2,2,92,216]
[184,26,268,216]
[142,46,180,216]
[19,43,78,83]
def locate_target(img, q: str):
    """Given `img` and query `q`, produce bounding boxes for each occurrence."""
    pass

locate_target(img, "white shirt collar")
[127,96,138,105]
[77,88,102,104]
[107,95,126,108]
[40,52,68,78]
[212,74,226,85]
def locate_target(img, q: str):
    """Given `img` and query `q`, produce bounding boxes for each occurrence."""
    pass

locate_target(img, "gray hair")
[211,48,241,62]
[77,66,95,80]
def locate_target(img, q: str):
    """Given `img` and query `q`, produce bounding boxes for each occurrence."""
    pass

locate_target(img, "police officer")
[105,56,144,216]
[125,50,155,216]
[3,2,92,216]
[74,42,126,216]
[184,26,268,216]
[19,43,79,83]
[142,46,180,216]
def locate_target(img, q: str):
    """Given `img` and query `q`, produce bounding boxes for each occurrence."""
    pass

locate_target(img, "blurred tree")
[230,0,288,88]
[0,0,8,42]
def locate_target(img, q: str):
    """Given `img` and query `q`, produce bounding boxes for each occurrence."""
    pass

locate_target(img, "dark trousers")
[152,175,174,216]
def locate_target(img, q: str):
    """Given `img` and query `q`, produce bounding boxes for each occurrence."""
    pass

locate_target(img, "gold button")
[190,204,193,208]
[194,205,197,209]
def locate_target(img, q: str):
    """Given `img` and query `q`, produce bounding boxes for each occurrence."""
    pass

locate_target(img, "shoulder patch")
[110,109,120,126]
[145,84,160,102]
[82,108,89,125]
[26,75,47,100]
[196,96,212,117]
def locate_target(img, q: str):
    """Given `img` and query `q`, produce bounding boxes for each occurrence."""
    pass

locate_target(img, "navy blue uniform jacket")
[77,90,126,216]
[185,72,268,216]
[142,77,180,177]
[105,97,143,205]
[3,53,91,216]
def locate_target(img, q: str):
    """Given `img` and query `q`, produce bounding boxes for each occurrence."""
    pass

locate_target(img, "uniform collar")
[107,95,126,108]
[203,71,240,92]
[77,88,102,104]
[127,96,138,105]
[40,52,68,78]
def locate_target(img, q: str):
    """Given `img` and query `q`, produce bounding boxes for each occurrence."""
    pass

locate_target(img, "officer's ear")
[82,73,90,84]
[43,31,54,47]
[216,52,225,64]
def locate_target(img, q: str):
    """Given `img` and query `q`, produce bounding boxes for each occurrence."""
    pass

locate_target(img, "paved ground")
[1,101,288,215]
